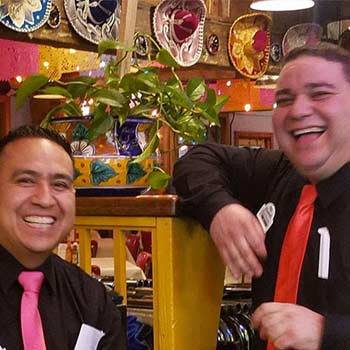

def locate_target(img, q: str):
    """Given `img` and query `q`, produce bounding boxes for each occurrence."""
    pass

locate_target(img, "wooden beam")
[0,96,11,137]
[159,64,236,82]
[117,0,139,76]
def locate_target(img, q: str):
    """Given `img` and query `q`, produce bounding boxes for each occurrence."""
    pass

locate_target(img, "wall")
[231,111,279,149]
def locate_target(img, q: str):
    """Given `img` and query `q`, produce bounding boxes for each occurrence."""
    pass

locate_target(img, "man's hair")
[0,125,73,161]
[283,42,350,82]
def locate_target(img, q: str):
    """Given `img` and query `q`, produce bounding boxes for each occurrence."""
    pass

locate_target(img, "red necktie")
[18,271,46,350]
[267,184,317,350]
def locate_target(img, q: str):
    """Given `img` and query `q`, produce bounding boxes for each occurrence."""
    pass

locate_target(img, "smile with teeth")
[292,126,326,138]
[23,216,56,226]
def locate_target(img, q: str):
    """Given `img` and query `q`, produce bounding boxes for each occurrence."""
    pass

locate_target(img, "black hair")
[0,125,73,161]
[283,42,350,83]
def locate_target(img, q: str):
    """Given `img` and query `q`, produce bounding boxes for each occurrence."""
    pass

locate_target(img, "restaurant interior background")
[1,0,350,349]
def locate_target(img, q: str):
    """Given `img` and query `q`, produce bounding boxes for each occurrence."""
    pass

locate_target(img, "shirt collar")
[0,245,57,294]
[316,162,350,208]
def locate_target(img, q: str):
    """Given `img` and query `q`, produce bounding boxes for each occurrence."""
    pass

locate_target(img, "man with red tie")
[173,43,350,349]
[0,126,126,349]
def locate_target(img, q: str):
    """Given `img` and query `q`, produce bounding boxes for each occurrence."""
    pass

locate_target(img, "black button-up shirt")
[0,246,126,349]
[173,142,350,349]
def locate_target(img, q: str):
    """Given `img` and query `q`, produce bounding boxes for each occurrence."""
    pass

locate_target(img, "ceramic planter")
[49,116,156,195]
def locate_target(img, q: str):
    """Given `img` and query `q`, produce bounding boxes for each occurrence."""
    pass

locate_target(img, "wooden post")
[117,0,139,76]
[0,96,11,137]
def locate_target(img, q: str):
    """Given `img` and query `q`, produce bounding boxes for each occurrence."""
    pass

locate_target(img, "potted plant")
[16,35,228,190]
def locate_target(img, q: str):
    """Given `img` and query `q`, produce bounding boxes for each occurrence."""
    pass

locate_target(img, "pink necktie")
[267,184,317,350]
[18,271,46,350]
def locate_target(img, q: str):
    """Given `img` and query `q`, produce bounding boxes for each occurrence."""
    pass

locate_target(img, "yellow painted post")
[76,227,91,274]
[113,227,127,303]
[153,217,225,350]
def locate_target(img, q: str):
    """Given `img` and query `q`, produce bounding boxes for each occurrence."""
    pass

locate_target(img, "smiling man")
[0,126,126,349]
[173,43,350,350]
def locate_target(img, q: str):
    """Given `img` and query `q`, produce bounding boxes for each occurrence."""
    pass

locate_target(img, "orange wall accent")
[216,79,275,112]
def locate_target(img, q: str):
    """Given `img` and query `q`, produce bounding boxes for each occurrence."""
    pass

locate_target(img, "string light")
[244,103,251,112]
[15,76,23,83]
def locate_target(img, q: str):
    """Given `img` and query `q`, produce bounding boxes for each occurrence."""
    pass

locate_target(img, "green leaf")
[93,88,126,108]
[148,170,170,189]
[16,74,49,108]
[205,88,217,106]
[69,76,97,85]
[119,73,137,93]
[93,104,108,120]
[165,77,180,88]
[135,72,159,90]
[164,86,193,110]
[40,86,72,99]
[213,95,229,114]
[200,109,220,126]
[40,101,81,128]
[176,114,193,126]
[40,105,64,128]
[181,118,207,143]
[129,104,153,117]
[67,77,97,98]
[63,101,83,116]
[186,78,206,101]
[156,49,179,68]
[127,162,147,184]
[132,125,159,163]
[87,113,114,140]
[97,40,134,56]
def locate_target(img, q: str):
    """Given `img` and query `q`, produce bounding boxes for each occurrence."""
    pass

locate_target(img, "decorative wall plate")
[64,0,121,45]
[270,42,282,63]
[0,0,52,32]
[206,33,220,55]
[47,2,60,29]
[134,34,151,57]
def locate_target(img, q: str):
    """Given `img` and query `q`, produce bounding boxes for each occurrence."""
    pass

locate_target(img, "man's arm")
[173,143,285,277]
[97,289,127,349]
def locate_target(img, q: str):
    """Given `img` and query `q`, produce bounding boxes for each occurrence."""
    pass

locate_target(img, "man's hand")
[252,302,325,350]
[209,203,267,279]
